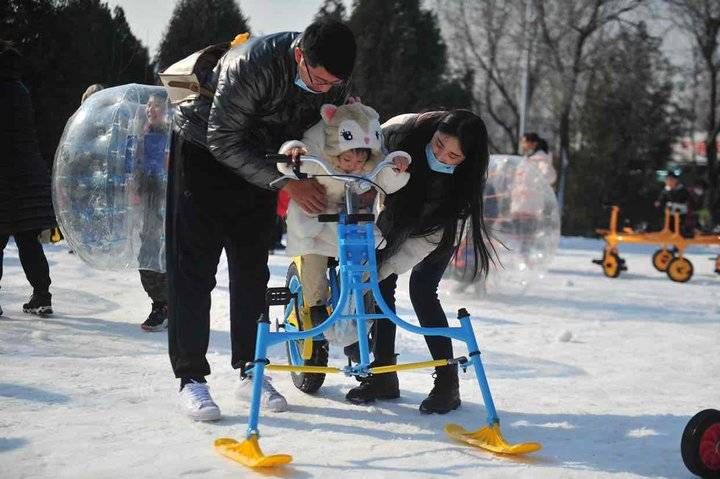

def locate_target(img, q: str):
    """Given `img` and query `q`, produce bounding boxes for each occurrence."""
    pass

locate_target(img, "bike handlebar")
[266,153,395,186]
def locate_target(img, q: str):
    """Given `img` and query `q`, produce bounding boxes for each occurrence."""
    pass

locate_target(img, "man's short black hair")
[300,19,356,80]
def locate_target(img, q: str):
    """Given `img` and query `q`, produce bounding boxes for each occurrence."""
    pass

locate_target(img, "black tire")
[681,409,720,478]
[285,262,328,394]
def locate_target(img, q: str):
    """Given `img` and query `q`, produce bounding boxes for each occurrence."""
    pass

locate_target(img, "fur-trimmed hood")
[319,102,382,173]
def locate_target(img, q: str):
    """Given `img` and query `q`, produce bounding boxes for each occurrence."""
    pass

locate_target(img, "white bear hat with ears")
[320,102,383,171]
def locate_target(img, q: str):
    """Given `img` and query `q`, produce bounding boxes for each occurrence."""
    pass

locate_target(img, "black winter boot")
[419,364,461,414]
[345,356,400,404]
[23,292,52,315]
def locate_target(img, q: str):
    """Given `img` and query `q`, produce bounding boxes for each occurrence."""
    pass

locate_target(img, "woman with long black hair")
[346,110,494,414]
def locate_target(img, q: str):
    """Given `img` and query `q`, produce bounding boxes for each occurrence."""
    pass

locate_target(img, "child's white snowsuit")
[278,103,411,310]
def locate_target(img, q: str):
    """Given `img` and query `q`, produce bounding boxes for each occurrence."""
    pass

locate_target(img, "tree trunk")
[707,65,719,222]
[556,106,571,223]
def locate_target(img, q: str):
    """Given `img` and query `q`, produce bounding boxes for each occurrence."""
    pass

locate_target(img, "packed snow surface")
[1,237,718,478]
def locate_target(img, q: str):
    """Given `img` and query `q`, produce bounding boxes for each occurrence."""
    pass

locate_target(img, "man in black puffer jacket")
[0,42,56,317]
[170,19,356,421]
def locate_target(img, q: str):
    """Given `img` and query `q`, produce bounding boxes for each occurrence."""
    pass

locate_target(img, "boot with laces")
[419,364,461,414]
[178,379,221,421]
[235,373,288,412]
[345,355,400,404]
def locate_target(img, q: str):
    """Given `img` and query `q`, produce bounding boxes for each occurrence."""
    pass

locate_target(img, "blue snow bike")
[214,155,541,468]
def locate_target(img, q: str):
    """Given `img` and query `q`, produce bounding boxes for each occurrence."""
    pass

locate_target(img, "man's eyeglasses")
[302,51,345,88]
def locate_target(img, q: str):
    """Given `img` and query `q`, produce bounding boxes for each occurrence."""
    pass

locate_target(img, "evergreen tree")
[347,0,471,120]
[2,0,150,165]
[155,0,251,70]
[315,0,347,22]
[564,24,684,235]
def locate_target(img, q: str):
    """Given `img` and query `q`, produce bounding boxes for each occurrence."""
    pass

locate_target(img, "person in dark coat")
[169,19,356,421]
[344,110,494,414]
[654,172,691,236]
[0,42,56,317]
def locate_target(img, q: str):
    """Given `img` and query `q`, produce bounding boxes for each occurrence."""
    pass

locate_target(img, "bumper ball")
[52,84,172,271]
[450,154,560,295]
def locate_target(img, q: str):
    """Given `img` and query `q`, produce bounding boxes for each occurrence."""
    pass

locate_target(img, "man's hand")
[283,179,327,214]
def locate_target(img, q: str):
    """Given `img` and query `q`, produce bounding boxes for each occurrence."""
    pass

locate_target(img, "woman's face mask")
[425,142,456,174]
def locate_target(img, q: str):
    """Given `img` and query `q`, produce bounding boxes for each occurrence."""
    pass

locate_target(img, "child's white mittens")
[277,140,309,175]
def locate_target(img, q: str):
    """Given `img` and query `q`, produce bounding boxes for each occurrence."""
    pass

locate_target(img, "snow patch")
[626,427,661,438]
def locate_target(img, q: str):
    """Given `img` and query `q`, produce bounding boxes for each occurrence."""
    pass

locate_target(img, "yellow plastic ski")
[445,423,542,455]
[214,437,292,468]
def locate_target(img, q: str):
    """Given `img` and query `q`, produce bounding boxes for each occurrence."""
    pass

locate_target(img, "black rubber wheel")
[652,249,674,272]
[285,262,328,394]
[681,409,720,478]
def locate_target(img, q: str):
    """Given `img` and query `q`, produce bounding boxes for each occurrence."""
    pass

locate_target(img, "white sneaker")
[235,375,288,412]
[178,381,221,421]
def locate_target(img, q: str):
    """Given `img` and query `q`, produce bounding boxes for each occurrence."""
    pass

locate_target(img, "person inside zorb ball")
[52,84,172,271]
[450,154,561,294]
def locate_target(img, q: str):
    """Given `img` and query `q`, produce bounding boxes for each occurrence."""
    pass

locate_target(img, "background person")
[0,42,56,317]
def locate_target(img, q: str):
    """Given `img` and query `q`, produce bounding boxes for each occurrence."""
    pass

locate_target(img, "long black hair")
[378,110,493,278]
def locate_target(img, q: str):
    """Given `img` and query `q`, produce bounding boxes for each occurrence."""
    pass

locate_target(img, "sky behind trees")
[105,0,352,56]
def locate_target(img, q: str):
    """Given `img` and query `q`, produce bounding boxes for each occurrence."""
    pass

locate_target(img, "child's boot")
[308,304,329,327]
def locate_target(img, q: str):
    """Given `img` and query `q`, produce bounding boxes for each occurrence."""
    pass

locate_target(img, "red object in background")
[277,189,290,217]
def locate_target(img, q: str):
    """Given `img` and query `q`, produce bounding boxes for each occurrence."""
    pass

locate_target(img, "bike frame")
[244,158,501,439]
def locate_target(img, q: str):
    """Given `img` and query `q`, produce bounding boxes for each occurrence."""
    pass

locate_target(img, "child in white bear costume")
[277,102,411,331]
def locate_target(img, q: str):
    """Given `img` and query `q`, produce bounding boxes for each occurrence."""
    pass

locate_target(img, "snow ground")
[1,237,718,478]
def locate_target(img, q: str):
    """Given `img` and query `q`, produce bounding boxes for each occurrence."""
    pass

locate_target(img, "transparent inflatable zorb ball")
[450,154,560,295]
[52,84,172,271]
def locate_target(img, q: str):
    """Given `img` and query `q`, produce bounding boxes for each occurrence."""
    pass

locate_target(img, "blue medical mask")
[294,74,321,94]
[425,142,456,174]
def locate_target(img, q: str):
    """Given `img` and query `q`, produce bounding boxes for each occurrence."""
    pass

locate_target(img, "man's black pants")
[166,132,275,379]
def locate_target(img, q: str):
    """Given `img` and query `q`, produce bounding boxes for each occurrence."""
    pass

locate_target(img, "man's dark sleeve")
[206,58,284,190]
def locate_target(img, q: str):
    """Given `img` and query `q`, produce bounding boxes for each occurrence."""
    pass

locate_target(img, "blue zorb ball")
[52,84,172,271]
[449,154,561,295]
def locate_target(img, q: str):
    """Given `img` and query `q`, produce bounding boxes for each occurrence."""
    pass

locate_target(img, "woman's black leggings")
[373,247,454,361]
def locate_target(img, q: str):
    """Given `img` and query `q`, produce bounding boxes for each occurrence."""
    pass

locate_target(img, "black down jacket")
[0,73,56,236]
[173,31,350,192]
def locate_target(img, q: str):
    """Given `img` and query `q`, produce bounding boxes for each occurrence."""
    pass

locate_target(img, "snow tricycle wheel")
[652,249,674,272]
[681,408,720,478]
[284,262,328,394]
[667,257,693,283]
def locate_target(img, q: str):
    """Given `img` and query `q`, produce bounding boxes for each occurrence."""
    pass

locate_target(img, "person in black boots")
[0,42,56,316]
[345,110,494,414]
[167,20,356,421]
